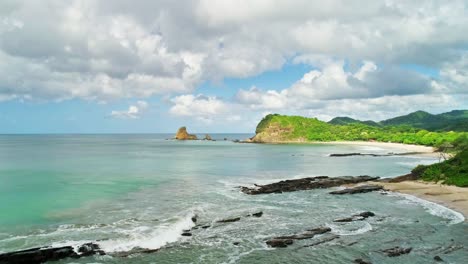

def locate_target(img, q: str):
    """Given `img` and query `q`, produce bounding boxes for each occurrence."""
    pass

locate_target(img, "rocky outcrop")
[240,176,379,195]
[329,185,384,195]
[266,227,331,248]
[333,211,375,222]
[329,152,425,157]
[204,134,212,140]
[0,243,104,264]
[175,127,197,140]
[381,246,412,257]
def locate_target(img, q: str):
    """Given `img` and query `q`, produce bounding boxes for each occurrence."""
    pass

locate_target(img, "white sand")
[314,141,435,153]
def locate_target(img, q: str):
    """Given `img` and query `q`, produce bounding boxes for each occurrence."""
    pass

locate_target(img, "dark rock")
[381,246,412,257]
[191,215,197,223]
[354,258,372,264]
[266,239,294,248]
[181,232,192,237]
[233,242,240,246]
[77,243,104,256]
[241,176,379,195]
[330,153,366,157]
[388,173,419,182]
[329,185,383,195]
[434,255,443,262]
[201,225,210,229]
[233,139,240,143]
[216,217,241,223]
[330,152,425,157]
[266,227,331,248]
[0,243,104,264]
[250,211,263,217]
[333,211,375,223]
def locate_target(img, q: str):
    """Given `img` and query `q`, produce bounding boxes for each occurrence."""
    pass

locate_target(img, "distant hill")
[327,110,468,132]
[328,117,381,127]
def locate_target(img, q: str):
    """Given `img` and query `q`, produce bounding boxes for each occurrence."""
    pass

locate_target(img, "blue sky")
[0,1,467,133]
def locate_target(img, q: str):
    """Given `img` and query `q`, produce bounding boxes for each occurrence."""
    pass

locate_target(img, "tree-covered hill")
[326,110,468,132]
[253,113,468,149]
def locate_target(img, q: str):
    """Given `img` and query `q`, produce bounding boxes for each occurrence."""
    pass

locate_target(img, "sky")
[0,0,467,133]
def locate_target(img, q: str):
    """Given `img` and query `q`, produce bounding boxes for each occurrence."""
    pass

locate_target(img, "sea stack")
[175,127,198,140]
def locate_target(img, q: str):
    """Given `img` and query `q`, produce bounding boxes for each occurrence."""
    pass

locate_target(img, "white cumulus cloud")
[111,100,148,119]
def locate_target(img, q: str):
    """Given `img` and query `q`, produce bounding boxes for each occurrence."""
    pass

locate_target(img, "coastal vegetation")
[254,111,468,187]
[412,149,468,187]
[254,113,468,149]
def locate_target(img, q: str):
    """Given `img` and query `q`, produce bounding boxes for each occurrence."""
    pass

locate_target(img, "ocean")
[0,134,466,263]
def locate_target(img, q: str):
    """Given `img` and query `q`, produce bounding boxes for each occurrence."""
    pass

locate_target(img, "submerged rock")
[0,243,103,264]
[354,258,372,264]
[334,211,375,222]
[266,227,331,248]
[329,152,425,157]
[175,127,197,140]
[240,176,379,195]
[266,239,293,248]
[216,217,241,223]
[329,185,383,195]
[381,246,412,257]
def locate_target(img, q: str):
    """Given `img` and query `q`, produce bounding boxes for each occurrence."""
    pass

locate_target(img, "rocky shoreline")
[1,171,463,264]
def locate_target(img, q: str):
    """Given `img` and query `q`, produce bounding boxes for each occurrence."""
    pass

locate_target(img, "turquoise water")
[0,135,466,263]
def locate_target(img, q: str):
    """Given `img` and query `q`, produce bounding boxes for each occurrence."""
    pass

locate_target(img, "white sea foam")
[328,222,372,236]
[391,192,465,225]
[98,212,196,252]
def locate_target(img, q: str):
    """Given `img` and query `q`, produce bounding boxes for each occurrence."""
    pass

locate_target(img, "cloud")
[235,60,435,113]
[110,100,148,119]
[0,0,468,102]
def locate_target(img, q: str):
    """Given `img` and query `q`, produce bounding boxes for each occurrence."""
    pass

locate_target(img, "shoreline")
[251,140,437,155]
[373,180,468,221]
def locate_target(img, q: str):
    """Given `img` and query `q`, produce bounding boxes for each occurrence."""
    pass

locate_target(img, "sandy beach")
[374,180,468,221]
[316,141,436,153]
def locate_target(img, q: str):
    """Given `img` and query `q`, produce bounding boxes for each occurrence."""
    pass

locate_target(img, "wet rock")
[434,255,443,262]
[329,185,383,195]
[77,243,104,256]
[266,227,331,248]
[330,152,424,157]
[201,225,210,229]
[249,211,263,217]
[0,243,104,264]
[266,239,294,248]
[191,215,197,223]
[334,211,375,222]
[233,242,240,246]
[381,246,412,257]
[204,134,212,141]
[241,176,379,195]
[216,217,241,223]
[181,232,192,237]
[354,258,372,264]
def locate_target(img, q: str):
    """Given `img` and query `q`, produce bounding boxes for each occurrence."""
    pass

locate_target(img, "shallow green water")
[0,135,466,263]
